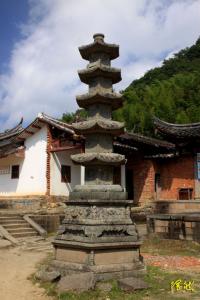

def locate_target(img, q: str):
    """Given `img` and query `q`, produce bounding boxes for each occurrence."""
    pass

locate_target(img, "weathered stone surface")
[69,190,127,201]
[96,282,113,292]
[0,239,12,248]
[53,34,144,280]
[57,272,95,292]
[35,270,61,282]
[63,205,131,223]
[118,277,149,291]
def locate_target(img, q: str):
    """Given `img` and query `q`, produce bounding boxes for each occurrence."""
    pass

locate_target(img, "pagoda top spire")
[93,33,105,42]
[79,33,119,60]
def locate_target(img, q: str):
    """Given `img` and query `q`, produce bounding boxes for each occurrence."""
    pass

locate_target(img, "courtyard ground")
[0,237,53,300]
[1,233,200,299]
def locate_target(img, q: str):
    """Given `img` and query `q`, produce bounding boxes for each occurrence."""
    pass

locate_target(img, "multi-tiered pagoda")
[53,34,143,280]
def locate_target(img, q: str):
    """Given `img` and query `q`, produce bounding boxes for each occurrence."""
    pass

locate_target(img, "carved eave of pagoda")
[78,64,121,84]
[72,118,124,135]
[76,91,123,110]
[71,152,125,166]
[79,33,119,60]
[153,116,200,140]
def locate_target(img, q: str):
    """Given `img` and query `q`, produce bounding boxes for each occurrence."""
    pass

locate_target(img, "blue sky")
[0,0,200,130]
[0,1,29,73]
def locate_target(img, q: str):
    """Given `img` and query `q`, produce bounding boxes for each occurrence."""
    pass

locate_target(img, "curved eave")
[0,118,23,141]
[71,153,125,166]
[76,92,123,110]
[153,116,200,139]
[38,113,74,134]
[78,66,121,84]
[119,132,175,150]
[79,41,119,60]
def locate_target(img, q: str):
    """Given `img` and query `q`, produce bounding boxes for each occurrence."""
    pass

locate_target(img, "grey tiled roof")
[153,116,200,140]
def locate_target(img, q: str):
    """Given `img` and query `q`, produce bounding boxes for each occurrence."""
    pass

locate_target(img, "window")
[61,165,71,183]
[11,165,19,179]
[0,166,10,175]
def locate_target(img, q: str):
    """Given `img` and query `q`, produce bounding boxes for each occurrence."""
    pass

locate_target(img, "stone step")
[0,214,39,238]
[0,219,27,224]
[0,214,21,218]
[7,228,37,234]
[0,215,22,219]
[3,223,32,229]
[11,232,38,238]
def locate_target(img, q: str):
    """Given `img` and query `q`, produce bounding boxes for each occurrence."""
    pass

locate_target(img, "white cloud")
[0,0,200,129]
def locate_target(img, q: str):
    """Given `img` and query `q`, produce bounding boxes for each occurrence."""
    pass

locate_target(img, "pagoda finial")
[93,33,105,42]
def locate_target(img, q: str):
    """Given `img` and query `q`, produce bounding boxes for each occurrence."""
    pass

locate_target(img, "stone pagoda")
[53,34,144,280]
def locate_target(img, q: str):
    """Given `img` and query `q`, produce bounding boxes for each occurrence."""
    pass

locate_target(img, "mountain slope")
[114,38,200,136]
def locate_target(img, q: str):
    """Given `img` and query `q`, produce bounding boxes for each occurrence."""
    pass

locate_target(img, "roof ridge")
[153,116,200,128]
[38,112,73,129]
[120,132,175,149]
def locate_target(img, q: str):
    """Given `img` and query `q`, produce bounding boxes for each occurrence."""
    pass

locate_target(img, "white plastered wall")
[0,126,47,196]
[50,149,81,196]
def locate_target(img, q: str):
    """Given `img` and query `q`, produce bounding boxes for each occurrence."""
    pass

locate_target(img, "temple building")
[115,117,200,213]
[0,113,83,208]
[1,111,200,213]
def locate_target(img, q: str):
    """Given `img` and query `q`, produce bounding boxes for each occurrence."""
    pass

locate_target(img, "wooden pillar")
[81,165,85,185]
[121,164,126,191]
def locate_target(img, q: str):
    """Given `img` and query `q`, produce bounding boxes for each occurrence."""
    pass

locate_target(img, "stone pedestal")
[53,34,144,280]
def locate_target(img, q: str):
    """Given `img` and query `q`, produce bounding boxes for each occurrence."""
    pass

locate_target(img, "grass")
[35,266,200,300]
[32,237,200,300]
[141,236,200,257]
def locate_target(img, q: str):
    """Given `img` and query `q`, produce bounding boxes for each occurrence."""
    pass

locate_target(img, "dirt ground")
[1,234,200,300]
[0,244,52,300]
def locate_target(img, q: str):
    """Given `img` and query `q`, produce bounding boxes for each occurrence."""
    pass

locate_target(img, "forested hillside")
[114,38,200,136]
[61,38,200,137]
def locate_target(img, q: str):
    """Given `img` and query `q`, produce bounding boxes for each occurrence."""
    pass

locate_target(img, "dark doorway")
[126,168,134,200]
[113,166,121,185]
[155,173,161,200]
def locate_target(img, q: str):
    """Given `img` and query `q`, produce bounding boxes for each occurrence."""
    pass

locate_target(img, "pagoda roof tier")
[76,91,123,110]
[72,117,124,135]
[78,64,121,84]
[71,152,125,165]
[153,116,200,140]
[79,33,119,60]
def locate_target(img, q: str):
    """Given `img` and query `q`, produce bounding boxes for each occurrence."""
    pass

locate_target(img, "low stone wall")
[30,214,65,233]
[154,200,200,214]
[0,197,46,210]
[147,214,200,242]
[0,195,68,211]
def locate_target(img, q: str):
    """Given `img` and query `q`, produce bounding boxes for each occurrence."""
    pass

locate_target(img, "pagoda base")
[52,240,145,281]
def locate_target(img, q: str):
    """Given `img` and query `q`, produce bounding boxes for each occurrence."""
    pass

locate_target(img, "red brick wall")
[159,156,195,200]
[46,125,51,197]
[127,154,195,205]
[127,155,156,206]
